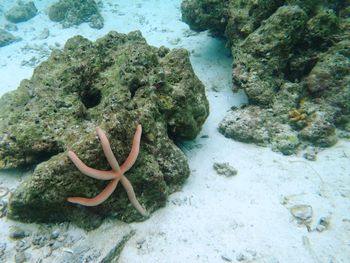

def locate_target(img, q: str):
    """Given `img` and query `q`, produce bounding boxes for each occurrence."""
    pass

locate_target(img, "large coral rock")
[233,5,308,106]
[48,0,104,29]
[0,31,209,228]
[182,0,350,154]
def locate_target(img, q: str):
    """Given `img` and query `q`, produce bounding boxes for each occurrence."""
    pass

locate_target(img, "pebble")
[290,205,313,221]
[136,238,146,249]
[230,220,239,230]
[213,162,238,177]
[221,255,232,262]
[51,229,60,239]
[316,217,330,232]
[9,227,30,239]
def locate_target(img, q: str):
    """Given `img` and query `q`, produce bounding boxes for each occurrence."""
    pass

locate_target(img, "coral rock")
[0,31,209,228]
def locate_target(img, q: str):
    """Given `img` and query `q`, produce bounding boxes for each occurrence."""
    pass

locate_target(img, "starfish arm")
[120,176,148,216]
[120,124,142,174]
[96,127,121,172]
[67,178,120,206]
[68,151,116,180]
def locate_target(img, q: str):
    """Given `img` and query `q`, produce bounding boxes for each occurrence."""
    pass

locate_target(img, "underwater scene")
[0,0,349,262]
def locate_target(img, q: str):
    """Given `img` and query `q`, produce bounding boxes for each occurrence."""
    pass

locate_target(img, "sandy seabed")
[0,1,349,262]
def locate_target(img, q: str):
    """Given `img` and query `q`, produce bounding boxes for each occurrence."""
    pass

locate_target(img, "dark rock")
[0,29,20,47]
[5,1,37,23]
[48,0,104,29]
[1,31,209,228]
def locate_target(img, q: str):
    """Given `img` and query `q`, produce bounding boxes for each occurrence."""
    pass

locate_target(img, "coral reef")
[48,0,104,29]
[182,0,350,154]
[0,31,209,228]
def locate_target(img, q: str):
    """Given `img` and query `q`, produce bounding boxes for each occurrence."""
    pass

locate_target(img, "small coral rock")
[48,0,104,29]
[213,162,237,177]
[0,29,20,47]
[5,1,37,23]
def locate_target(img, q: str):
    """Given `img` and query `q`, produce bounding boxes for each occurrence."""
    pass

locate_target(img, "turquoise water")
[0,1,349,263]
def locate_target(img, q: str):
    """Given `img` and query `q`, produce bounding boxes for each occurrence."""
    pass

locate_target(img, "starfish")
[66,124,148,217]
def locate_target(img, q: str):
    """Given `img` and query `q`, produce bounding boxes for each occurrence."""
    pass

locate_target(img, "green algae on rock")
[182,0,350,154]
[0,31,209,228]
[48,0,104,29]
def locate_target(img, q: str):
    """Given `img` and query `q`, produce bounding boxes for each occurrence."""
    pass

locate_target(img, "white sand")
[0,1,349,262]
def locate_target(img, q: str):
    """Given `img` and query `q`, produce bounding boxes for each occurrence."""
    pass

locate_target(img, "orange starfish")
[67,124,148,217]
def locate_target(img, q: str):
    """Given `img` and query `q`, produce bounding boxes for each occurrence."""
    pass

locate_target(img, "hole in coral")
[80,87,102,108]
[129,77,143,98]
